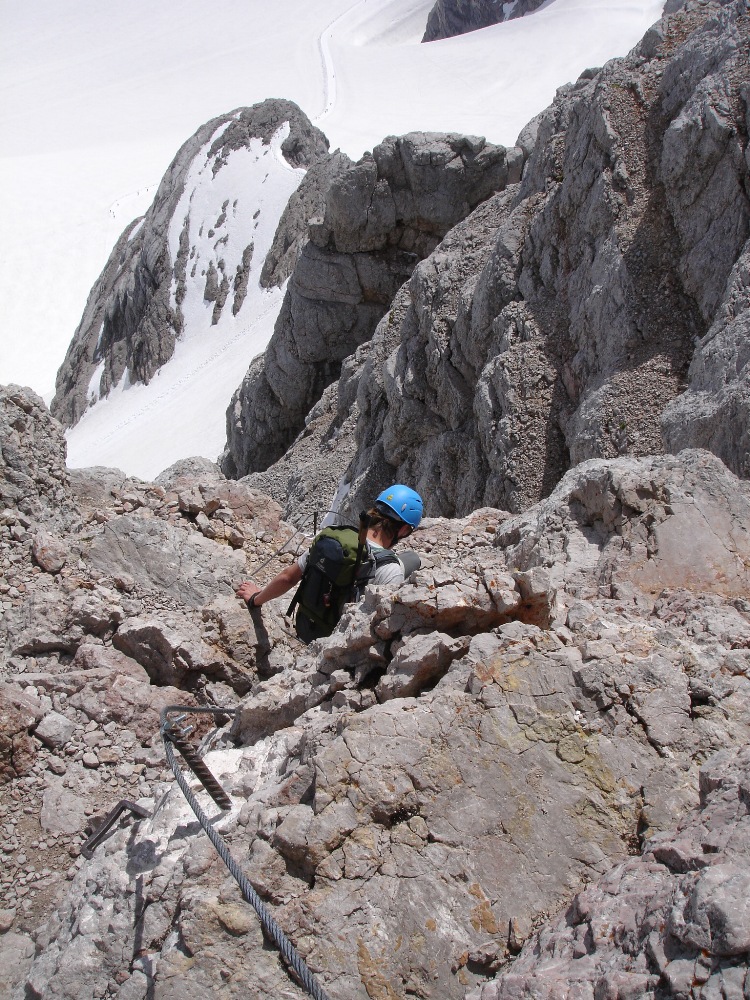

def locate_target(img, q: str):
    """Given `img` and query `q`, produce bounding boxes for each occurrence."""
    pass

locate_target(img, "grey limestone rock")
[238,377,360,527]
[494,448,750,600]
[6,442,750,999]
[0,389,309,988]
[0,385,77,532]
[3,582,122,660]
[82,514,245,608]
[0,933,34,1000]
[221,131,523,481]
[39,771,103,837]
[663,242,750,478]
[334,0,750,517]
[20,595,748,997]
[467,745,750,1000]
[497,451,750,597]
[153,456,221,490]
[33,710,76,750]
[422,0,547,42]
[50,99,329,430]
[260,149,353,288]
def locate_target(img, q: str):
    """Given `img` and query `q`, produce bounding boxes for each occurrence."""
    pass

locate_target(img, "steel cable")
[160,706,332,1000]
[247,505,339,579]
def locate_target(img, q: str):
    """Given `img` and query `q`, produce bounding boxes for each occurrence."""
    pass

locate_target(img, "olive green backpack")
[287,524,398,643]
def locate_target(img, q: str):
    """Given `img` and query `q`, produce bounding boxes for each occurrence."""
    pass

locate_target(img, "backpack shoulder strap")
[372,547,399,566]
[356,545,399,589]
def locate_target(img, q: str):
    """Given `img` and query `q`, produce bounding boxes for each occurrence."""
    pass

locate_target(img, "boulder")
[31,529,68,574]
[0,685,42,782]
[113,612,239,689]
[3,583,125,659]
[34,710,76,750]
[494,450,750,600]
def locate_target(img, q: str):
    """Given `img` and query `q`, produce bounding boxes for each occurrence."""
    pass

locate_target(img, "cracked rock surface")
[3,385,748,998]
[467,745,750,1000]
[242,0,749,527]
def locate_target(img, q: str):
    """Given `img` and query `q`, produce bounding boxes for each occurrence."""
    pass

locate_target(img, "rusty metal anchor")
[81,799,151,859]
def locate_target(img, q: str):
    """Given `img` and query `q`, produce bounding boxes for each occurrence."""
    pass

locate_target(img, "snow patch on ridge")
[65,122,306,481]
[86,360,106,405]
[168,121,302,337]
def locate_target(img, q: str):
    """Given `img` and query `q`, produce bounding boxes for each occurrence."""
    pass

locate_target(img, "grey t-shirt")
[297,542,405,588]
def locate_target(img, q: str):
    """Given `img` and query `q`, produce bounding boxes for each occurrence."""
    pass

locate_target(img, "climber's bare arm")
[236,563,303,607]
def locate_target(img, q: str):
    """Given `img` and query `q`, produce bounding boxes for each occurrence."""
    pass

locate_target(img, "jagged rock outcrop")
[1,385,77,531]
[3,386,748,999]
[50,100,329,430]
[241,0,748,527]
[422,0,546,42]
[6,444,749,999]
[221,132,524,480]
[468,745,750,999]
[662,240,750,478]
[347,0,750,516]
[260,150,354,289]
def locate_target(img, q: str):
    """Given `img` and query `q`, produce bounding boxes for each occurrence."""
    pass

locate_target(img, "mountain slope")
[236,0,749,524]
[53,102,327,479]
[3,384,749,998]
[16,0,661,474]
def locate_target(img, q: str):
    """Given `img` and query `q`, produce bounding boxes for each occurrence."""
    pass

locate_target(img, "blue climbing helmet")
[375,484,424,529]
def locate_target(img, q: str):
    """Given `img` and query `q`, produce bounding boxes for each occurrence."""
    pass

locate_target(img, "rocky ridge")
[2,384,749,998]
[355,0,749,514]
[422,0,547,42]
[233,0,749,527]
[221,132,523,480]
[50,100,329,430]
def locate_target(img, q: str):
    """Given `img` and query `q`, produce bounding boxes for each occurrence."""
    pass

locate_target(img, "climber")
[236,484,423,643]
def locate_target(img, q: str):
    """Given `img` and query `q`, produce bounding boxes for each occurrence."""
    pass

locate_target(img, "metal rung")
[169,733,232,811]
[81,799,150,859]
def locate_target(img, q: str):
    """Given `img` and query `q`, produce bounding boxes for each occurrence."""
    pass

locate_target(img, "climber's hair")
[365,506,404,547]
